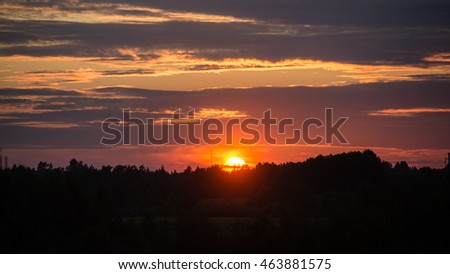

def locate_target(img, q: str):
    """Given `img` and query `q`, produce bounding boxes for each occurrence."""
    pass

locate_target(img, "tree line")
[0,150,449,253]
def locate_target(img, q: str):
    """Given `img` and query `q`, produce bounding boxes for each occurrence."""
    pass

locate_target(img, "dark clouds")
[14,0,450,27]
[1,81,449,150]
[0,19,446,64]
[110,0,450,27]
[0,0,449,64]
[0,87,82,96]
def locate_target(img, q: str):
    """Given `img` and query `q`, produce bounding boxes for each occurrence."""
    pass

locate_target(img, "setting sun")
[225,157,246,167]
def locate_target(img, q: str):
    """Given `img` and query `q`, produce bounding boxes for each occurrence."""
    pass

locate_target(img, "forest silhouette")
[1,150,449,253]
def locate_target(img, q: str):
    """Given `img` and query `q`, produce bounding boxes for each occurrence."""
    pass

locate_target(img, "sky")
[0,0,449,170]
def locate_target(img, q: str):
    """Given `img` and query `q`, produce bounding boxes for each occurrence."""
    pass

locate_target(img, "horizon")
[1,148,448,172]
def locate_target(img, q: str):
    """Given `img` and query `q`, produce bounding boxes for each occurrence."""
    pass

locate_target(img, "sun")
[225,157,246,167]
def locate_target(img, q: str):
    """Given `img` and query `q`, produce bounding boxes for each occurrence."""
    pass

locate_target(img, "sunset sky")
[0,0,449,169]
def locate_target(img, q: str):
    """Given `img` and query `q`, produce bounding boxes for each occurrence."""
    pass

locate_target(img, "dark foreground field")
[1,150,449,253]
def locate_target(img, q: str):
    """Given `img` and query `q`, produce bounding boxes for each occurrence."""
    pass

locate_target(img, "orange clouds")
[0,2,255,24]
[1,52,449,90]
[368,108,450,117]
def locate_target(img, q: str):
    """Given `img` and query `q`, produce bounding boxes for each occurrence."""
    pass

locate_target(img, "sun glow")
[225,157,246,167]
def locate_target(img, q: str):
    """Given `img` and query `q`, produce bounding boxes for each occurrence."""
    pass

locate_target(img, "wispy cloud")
[1,53,449,90]
[368,107,450,117]
[423,53,450,63]
[0,2,255,24]
[11,121,81,128]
